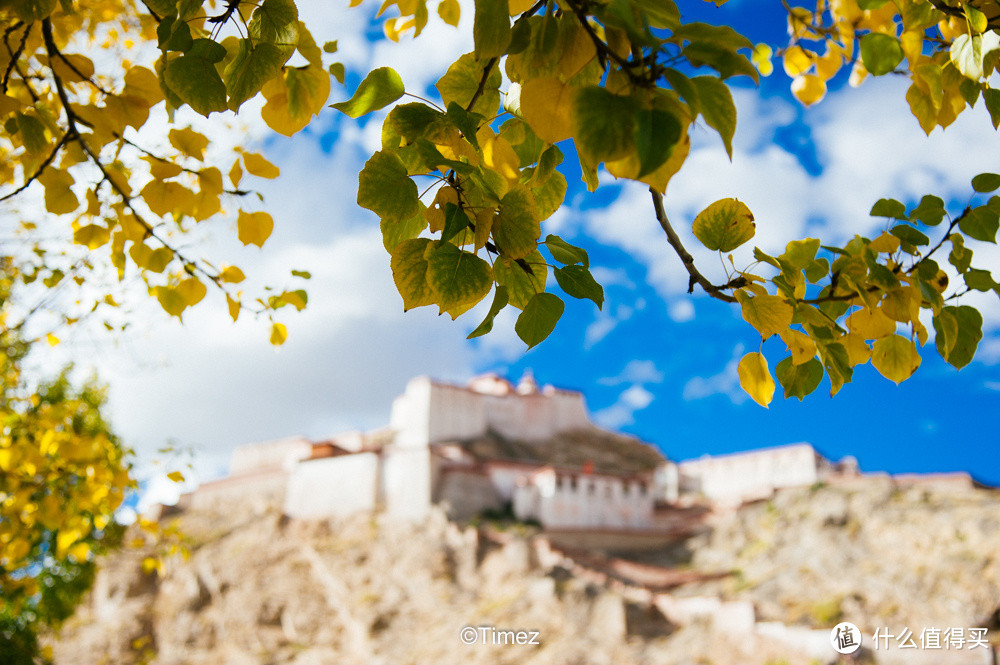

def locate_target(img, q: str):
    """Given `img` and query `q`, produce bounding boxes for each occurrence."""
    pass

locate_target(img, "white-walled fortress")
[182,373,972,530]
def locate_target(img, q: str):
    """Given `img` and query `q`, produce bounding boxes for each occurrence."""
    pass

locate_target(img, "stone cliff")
[47,476,1000,665]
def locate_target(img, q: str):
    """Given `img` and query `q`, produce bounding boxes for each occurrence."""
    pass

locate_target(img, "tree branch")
[650,188,738,303]
[465,0,546,113]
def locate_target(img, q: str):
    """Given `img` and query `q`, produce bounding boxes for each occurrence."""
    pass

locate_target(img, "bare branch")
[649,188,738,303]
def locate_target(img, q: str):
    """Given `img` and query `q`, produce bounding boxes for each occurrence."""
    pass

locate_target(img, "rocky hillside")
[46,476,1000,665]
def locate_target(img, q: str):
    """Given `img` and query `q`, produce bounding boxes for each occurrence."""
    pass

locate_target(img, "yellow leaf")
[124,65,163,107]
[166,470,185,483]
[846,306,896,340]
[142,556,163,575]
[38,169,79,214]
[477,126,520,187]
[871,334,921,383]
[153,286,187,318]
[140,179,196,217]
[783,45,813,76]
[237,211,274,248]
[143,156,182,180]
[119,212,148,243]
[520,77,576,144]
[425,187,459,233]
[168,127,209,160]
[177,278,206,307]
[73,224,111,250]
[868,231,900,253]
[56,528,81,557]
[0,447,14,471]
[242,152,280,179]
[68,541,90,561]
[842,333,872,367]
[219,266,245,283]
[144,247,174,273]
[46,333,59,347]
[509,0,534,14]
[738,351,775,407]
[439,0,460,24]
[229,158,243,187]
[270,322,288,345]
[779,329,816,365]
[752,43,773,77]
[227,294,241,322]
[791,74,827,105]
[736,291,793,339]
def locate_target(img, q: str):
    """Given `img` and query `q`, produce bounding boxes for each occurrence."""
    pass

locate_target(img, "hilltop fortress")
[177,373,970,533]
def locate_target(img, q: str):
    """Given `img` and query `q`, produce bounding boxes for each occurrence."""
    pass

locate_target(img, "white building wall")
[388,377,594,448]
[677,444,819,503]
[515,471,655,529]
[230,436,313,475]
[283,453,379,518]
[382,446,433,520]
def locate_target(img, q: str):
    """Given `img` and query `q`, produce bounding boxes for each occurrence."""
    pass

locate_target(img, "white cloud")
[593,384,654,429]
[682,343,748,405]
[599,359,664,386]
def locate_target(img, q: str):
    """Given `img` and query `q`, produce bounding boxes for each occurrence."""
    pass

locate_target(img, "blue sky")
[50,0,1000,499]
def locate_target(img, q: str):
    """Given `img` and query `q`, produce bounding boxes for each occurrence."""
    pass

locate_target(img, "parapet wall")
[389,376,592,448]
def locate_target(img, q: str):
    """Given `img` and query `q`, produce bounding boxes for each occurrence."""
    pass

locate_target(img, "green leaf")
[437,53,501,117]
[984,88,1000,129]
[381,209,428,252]
[683,42,758,81]
[163,44,228,116]
[426,242,493,318]
[390,238,435,311]
[531,171,567,221]
[332,67,405,118]
[468,286,509,339]
[494,250,546,309]
[15,113,47,154]
[890,224,930,247]
[571,86,636,163]
[909,194,945,226]
[515,292,564,348]
[816,340,852,396]
[358,150,420,223]
[441,203,471,244]
[735,290,793,339]
[663,68,700,114]
[545,235,589,267]
[870,198,907,219]
[8,0,56,21]
[934,305,983,369]
[949,234,973,272]
[554,265,604,308]
[959,205,999,242]
[389,102,444,141]
[871,335,921,383]
[780,238,821,269]
[224,39,286,110]
[495,185,540,260]
[964,268,996,291]
[248,0,299,53]
[446,102,483,150]
[693,198,755,252]
[690,75,736,158]
[474,0,511,58]
[776,356,823,400]
[972,172,1000,193]
[860,33,904,76]
[633,107,681,178]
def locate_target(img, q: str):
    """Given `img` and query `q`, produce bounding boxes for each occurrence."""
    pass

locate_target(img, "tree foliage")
[0,264,133,664]
[0,4,997,401]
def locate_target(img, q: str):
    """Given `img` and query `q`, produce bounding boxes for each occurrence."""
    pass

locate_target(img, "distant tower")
[517,369,539,395]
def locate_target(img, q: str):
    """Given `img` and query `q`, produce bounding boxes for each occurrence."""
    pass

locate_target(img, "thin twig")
[649,188,737,303]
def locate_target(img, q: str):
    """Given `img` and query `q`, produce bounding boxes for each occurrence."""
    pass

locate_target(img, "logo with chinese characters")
[831,622,862,655]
